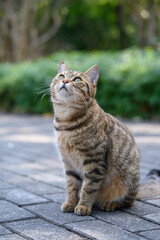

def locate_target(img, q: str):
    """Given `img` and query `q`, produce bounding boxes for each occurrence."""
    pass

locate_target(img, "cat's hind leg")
[96,175,129,211]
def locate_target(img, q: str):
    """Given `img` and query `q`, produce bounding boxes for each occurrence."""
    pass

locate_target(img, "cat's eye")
[74,77,82,82]
[58,74,65,80]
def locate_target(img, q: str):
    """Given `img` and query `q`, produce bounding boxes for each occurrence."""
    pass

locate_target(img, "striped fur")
[51,62,160,215]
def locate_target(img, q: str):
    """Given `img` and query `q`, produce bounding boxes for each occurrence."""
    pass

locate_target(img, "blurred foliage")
[0,49,160,119]
[0,0,160,62]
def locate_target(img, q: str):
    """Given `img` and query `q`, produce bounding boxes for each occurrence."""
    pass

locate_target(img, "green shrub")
[0,49,160,119]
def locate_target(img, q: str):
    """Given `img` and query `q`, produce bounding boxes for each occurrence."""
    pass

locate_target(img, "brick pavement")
[0,114,160,240]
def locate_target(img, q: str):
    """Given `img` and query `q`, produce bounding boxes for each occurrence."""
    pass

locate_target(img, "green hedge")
[0,49,160,119]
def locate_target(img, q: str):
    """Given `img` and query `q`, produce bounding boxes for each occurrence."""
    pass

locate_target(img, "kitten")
[50,61,160,215]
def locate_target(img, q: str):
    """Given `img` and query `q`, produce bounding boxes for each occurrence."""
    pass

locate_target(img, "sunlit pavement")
[0,114,160,240]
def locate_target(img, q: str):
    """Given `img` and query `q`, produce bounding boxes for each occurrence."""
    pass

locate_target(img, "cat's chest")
[56,131,85,174]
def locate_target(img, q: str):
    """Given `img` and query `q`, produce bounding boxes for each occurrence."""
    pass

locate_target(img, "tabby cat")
[50,61,160,216]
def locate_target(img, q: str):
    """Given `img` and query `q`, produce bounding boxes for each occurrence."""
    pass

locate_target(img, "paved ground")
[0,114,160,240]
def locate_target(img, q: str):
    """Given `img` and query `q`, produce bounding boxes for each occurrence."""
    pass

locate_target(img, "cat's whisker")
[74,91,88,110]
[33,88,51,102]
[70,88,84,105]
[40,92,49,103]
[33,85,51,93]
[68,86,78,105]
[33,89,50,96]
[70,85,88,110]
[71,91,83,109]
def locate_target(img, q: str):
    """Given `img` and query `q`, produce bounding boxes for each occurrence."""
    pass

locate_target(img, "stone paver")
[123,201,159,216]
[44,192,66,204]
[139,229,160,240]
[0,200,34,223]
[6,219,83,240]
[31,172,66,188]
[0,225,11,235]
[0,235,26,240]
[143,211,160,224]
[0,181,14,190]
[0,188,48,206]
[92,210,160,232]
[65,220,144,240]
[141,196,160,207]
[0,114,160,240]
[20,181,65,195]
[0,169,32,185]
[25,202,94,225]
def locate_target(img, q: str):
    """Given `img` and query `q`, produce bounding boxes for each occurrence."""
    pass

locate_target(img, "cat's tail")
[136,169,160,199]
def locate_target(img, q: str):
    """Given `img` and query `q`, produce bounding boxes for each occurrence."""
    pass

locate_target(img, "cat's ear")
[58,61,69,73]
[85,65,99,86]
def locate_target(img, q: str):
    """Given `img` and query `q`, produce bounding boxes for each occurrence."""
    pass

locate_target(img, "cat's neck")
[53,99,97,122]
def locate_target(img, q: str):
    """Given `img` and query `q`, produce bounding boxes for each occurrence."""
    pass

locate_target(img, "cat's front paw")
[61,202,75,212]
[74,204,91,216]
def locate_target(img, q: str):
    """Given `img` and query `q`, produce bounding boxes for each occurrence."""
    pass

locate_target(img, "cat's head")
[51,61,99,108]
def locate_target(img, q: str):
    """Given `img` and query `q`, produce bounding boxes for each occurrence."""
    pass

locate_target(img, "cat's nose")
[62,79,69,85]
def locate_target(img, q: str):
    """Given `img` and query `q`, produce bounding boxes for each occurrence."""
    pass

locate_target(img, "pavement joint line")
[23,205,98,225]
[0,187,52,204]
[25,204,153,240]
[142,215,160,225]
[3,180,65,193]
[136,228,160,234]
[0,195,50,208]
[2,145,53,158]
[135,235,152,240]
[17,201,51,207]
[122,203,160,216]
[62,224,95,240]
[0,167,65,190]
[139,199,160,208]
[0,225,15,235]
[65,223,149,240]
[0,196,21,207]
[0,151,61,167]
[121,208,160,226]
[0,216,37,225]
[22,205,98,237]
[5,214,94,240]
[64,223,111,240]
[135,232,158,240]
[40,197,62,205]
[137,231,160,240]
[0,168,35,181]
[134,200,160,210]
[23,203,160,238]
[0,185,64,200]
[3,220,47,240]
[90,213,160,236]
[62,218,97,226]
[61,222,96,240]
[2,225,33,240]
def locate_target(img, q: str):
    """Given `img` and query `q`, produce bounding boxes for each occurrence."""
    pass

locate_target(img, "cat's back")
[105,113,140,176]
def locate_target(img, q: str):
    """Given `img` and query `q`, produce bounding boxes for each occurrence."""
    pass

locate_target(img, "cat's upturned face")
[51,61,99,108]
[51,70,89,103]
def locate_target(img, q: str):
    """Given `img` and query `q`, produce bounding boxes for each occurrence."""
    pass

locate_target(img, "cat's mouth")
[57,82,72,97]
[59,85,68,92]
[59,85,72,97]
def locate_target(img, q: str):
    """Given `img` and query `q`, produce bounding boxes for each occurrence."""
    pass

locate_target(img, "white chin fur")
[55,83,75,103]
